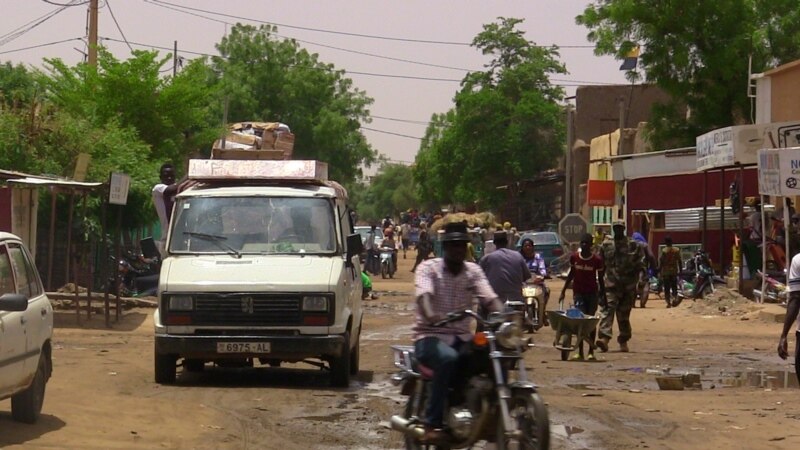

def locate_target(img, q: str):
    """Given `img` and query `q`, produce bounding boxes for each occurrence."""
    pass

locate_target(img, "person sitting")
[412,222,502,444]
[520,237,550,327]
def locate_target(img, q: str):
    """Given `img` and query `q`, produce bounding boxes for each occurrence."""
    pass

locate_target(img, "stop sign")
[559,213,590,244]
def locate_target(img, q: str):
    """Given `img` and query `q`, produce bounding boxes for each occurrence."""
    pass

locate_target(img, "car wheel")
[155,343,177,384]
[330,331,351,387]
[11,354,48,424]
[349,331,360,376]
[184,359,205,372]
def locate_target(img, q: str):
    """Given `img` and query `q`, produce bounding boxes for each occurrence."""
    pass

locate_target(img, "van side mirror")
[346,233,363,263]
[0,293,28,312]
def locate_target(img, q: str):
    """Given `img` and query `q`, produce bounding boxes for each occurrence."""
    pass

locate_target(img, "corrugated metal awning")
[6,177,101,190]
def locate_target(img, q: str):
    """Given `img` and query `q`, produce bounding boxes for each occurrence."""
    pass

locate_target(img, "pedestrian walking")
[778,252,800,384]
[658,236,682,307]
[596,221,646,353]
[479,231,531,304]
[558,233,604,360]
[401,222,411,259]
[412,229,432,273]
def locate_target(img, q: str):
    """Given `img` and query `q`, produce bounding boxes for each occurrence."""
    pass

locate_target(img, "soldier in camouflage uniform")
[596,221,646,353]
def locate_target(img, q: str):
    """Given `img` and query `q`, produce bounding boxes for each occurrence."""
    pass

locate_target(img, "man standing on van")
[152,163,181,255]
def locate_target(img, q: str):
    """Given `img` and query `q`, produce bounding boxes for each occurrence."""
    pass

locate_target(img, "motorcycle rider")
[413,222,502,444]
[520,237,550,328]
[558,233,604,360]
[479,231,532,306]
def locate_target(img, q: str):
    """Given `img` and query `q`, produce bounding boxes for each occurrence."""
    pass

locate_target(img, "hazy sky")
[1,0,628,170]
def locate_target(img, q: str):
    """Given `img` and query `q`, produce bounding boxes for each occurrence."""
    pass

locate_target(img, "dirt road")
[1,252,798,449]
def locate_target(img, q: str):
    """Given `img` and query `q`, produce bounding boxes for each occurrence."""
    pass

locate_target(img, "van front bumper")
[155,333,345,359]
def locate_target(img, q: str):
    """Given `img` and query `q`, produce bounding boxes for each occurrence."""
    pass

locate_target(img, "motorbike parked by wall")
[108,249,160,297]
[675,250,724,304]
[389,309,550,449]
[753,270,788,304]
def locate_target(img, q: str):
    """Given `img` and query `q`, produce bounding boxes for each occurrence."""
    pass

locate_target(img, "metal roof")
[6,177,102,190]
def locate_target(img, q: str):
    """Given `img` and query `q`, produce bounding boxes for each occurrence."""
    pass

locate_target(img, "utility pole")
[564,105,575,215]
[173,41,178,76]
[88,0,99,66]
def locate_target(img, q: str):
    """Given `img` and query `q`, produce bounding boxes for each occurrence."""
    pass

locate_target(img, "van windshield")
[169,196,337,255]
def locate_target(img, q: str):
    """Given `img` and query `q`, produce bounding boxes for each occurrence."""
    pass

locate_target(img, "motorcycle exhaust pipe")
[390,415,425,439]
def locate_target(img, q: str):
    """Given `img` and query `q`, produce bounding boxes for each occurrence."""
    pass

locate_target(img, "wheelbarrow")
[546,308,601,361]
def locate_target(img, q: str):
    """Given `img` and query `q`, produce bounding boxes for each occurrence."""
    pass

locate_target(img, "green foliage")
[355,164,418,224]
[0,62,38,108]
[414,18,566,209]
[577,0,800,149]
[41,48,218,165]
[209,24,377,183]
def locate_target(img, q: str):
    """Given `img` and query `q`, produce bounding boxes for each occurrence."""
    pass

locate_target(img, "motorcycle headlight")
[496,321,523,349]
[168,295,194,311]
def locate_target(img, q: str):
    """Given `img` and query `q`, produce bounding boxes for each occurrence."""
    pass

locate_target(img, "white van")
[153,160,363,387]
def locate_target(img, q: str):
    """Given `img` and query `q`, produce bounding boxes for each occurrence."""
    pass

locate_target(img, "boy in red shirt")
[559,233,605,360]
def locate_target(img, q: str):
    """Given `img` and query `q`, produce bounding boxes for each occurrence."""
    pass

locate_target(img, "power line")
[148,0,473,46]
[149,0,598,49]
[143,0,478,72]
[105,0,133,52]
[142,0,229,25]
[41,0,90,5]
[0,37,84,56]
[361,127,422,141]
[370,115,431,126]
[0,2,75,47]
[99,37,618,87]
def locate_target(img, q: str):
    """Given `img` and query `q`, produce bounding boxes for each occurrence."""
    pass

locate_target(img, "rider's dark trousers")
[414,336,461,428]
[662,275,678,305]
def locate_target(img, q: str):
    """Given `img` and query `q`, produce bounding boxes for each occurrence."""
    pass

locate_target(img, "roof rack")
[188,159,328,183]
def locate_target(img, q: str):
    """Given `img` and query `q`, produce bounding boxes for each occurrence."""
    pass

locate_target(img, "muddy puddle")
[632,366,799,390]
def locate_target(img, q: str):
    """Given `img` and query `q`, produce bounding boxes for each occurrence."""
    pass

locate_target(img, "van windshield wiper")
[183,231,242,259]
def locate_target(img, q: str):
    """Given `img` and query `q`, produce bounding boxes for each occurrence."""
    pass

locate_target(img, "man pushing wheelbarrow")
[558,233,604,360]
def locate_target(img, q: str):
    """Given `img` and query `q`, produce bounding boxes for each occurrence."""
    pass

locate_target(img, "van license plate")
[216,342,271,353]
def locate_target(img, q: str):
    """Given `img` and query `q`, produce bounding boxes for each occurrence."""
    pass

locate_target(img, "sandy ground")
[1,249,798,449]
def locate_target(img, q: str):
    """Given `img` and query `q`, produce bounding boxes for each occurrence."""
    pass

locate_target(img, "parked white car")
[0,232,53,423]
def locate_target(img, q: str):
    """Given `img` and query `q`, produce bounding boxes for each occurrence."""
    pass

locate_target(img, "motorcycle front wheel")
[497,392,550,450]
[402,385,451,450]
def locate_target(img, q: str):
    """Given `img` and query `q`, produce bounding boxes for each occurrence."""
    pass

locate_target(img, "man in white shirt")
[152,163,193,255]
[778,252,800,384]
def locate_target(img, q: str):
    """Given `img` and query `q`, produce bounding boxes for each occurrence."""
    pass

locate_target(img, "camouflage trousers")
[598,288,636,344]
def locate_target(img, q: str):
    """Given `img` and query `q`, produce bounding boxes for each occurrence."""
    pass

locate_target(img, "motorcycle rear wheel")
[496,391,550,450]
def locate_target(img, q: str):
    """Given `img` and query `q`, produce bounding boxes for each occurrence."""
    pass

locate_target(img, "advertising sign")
[757,147,800,196]
[697,121,800,172]
[587,180,616,206]
[108,172,131,206]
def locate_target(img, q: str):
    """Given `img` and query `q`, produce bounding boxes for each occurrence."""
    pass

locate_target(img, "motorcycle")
[753,270,788,304]
[380,247,397,279]
[389,309,550,449]
[510,277,549,333]
[675,251,724,304]
[109,249,160,297]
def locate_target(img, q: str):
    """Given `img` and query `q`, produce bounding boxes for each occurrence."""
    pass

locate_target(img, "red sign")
[588,180,615,207]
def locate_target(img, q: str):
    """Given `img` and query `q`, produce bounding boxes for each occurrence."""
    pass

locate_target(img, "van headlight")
[302,296,329,312]
[496,321,523,349]
[168,295,194,311]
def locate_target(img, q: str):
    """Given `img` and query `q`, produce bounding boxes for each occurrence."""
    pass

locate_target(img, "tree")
[355,164,418,224]
[413,18,566,209]
[577,0,800,149]
[209,24,377,184]
[41,48,219,165]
